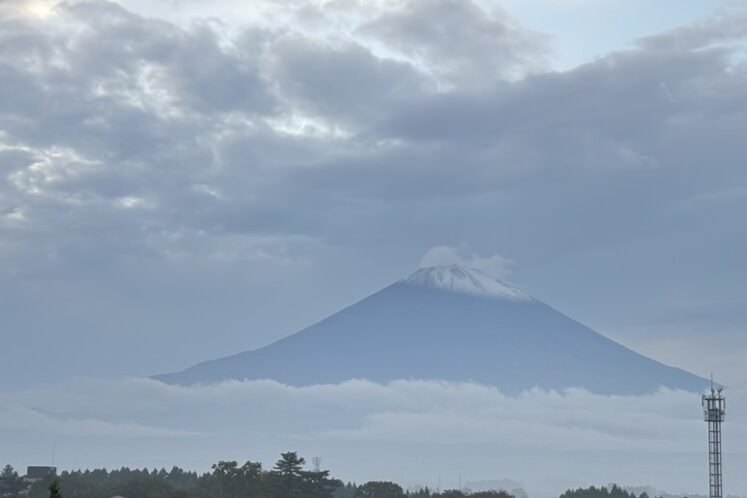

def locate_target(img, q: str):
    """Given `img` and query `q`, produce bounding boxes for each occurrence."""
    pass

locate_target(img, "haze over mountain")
[156,265,707,394]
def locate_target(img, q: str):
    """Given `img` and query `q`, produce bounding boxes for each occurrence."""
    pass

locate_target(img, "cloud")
[267,35,429,127]
[0,377,712,449]
[0,405,197,438]
[0,0,56,19]
[1,377,746,494]
[636,3,747,52]
[419,246,515,278]
[359,0,547,87]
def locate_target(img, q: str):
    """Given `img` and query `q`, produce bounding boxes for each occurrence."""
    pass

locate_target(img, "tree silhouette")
[49,479,64,498]
[270,452,306,498]
[0,465,27,498]
[357,481,406,498]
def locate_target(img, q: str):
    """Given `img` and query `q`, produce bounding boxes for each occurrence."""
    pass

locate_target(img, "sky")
[1,0,747,492]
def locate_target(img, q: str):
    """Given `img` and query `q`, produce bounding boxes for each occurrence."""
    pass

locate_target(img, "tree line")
[2,458,662,498]
[560,485,661,498]
[1,454,515,498]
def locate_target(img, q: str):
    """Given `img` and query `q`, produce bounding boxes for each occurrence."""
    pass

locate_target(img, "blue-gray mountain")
[155,265,708,394]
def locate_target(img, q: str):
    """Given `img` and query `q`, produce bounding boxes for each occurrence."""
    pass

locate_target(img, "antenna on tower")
[703,381,726,498]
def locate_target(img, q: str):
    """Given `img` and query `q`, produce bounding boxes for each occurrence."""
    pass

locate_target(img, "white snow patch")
[400,265,533,302]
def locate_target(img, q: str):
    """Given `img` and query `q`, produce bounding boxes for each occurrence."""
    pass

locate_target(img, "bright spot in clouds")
[2,0,57,18]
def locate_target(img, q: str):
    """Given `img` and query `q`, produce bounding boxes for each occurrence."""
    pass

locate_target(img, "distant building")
[24,466,56,481]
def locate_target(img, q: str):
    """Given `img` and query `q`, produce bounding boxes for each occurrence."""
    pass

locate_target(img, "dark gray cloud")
[359,0,547,86]
[0,0,745,393]
[268,35,429,126]
[637,2,747,51]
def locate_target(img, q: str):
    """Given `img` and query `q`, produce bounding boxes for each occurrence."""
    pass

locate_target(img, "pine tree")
[270,452,306,498]
[48,479,63,498]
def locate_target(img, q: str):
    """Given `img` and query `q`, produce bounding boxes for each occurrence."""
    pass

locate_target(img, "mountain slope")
[154,265,708,394]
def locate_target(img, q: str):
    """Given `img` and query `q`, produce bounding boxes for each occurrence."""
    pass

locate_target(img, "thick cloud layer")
[2,378,746,496]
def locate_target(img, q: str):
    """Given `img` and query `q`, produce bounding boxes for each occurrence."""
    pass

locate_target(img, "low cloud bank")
[1,378,746,496]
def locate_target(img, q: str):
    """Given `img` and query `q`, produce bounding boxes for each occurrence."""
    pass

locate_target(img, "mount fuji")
[155,265,708,394]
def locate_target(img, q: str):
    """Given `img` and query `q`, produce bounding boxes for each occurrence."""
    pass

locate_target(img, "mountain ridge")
[154,265,708,394]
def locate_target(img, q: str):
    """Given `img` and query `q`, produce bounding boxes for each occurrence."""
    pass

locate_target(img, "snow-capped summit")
[401,265,533,302]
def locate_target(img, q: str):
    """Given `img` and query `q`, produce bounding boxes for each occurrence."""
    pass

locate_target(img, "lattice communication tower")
[703,383,726,498]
